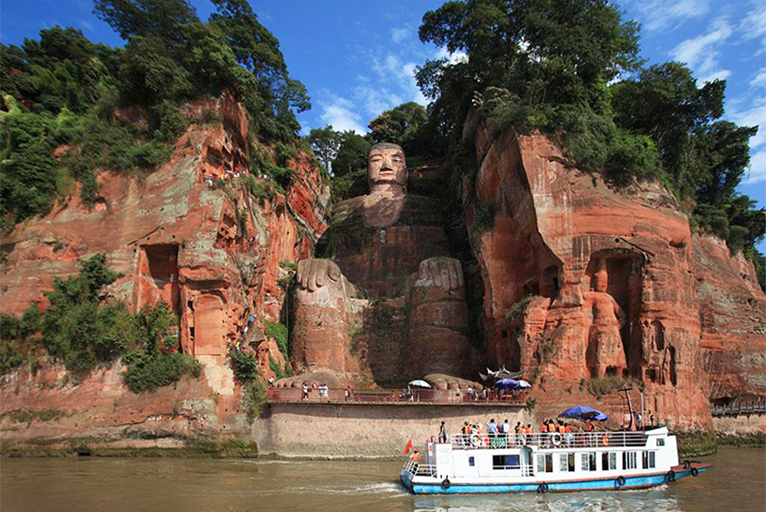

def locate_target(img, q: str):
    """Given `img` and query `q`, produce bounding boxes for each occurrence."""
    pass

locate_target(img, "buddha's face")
[367,145,407,189]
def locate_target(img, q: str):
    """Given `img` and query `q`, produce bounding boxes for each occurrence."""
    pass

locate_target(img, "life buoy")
[517,434,527,446]
[442,478,451,489]
[538,483,549,493]
[551,433,562,447]
[616,476,626,487]
[666,470,676,482]
[691,467,699,477]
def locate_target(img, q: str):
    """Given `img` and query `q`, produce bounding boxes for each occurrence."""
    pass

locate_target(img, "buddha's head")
[367,142,407,194]
[594,258,608,293]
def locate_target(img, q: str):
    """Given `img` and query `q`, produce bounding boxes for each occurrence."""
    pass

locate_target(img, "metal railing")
[402,460,437,478]
[711,401,766,417]
[266,387,525,405]
[448,431,648,450]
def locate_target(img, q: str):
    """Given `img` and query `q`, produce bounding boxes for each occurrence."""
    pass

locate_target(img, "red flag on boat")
[403,438,413,455]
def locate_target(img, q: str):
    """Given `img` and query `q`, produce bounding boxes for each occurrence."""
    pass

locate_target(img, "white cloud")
[317,94,367,134]
[354,85,403,117]
[730,97,766,149]
[700,69,731,84]
[391,27,410,44]
[749,68,766,89]
[738,1,766,41]
[743,149,766,184]
[670,18,733,82]
[631,0,710,32]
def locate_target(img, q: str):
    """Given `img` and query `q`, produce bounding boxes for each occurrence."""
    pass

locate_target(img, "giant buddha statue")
[277,143,476,389]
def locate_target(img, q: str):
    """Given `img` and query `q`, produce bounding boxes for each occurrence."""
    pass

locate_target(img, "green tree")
[367,102,427,145]
[306,125,343,172]
[331,131,371,177]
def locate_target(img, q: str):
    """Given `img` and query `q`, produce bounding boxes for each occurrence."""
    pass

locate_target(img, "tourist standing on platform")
[302,383,309,400]
[439,421,447,443]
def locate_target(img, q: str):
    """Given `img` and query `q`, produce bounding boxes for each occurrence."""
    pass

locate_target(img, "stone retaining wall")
[252,402,533,457]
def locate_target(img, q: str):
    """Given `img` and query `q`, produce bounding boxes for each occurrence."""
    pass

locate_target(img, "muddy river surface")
[1,446,763,512]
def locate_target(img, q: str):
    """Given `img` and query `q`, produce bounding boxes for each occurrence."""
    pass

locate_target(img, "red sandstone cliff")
[464,124,765,430]
[0,110,763,449]
[0,93,329,445]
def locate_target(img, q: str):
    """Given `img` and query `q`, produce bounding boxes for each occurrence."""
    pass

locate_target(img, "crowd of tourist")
[436,417,607,449]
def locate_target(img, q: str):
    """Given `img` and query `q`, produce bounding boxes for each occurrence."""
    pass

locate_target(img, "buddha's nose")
[381,158,393,171]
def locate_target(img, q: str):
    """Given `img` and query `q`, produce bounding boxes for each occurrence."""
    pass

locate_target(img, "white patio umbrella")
[408,379,432,388]
[517,380,532,388]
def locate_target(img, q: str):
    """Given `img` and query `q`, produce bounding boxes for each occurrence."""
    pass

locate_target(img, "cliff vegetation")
[0,254,200,391]
[0,0,310,231]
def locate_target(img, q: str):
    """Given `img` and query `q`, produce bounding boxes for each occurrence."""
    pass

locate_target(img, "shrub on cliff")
[227,347,269,421]
[1,254,201,390]
[228,346,260,382]
[123,350,202,393]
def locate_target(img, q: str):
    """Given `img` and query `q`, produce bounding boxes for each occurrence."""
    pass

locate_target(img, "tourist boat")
[400,427,710,494]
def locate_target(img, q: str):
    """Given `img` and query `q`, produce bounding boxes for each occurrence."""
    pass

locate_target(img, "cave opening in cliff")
[139,243,181,315]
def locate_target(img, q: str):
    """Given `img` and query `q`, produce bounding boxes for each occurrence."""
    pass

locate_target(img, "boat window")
[469,456,475,467]
[493,454,520,470]
[609,452,617,470]
[560,453,575,472]
[581,453,597,471]
[656,438,665,447]
[623,451,637,470]
[537,454,554,473]
[602,452,609,470]
[642,451,656,469]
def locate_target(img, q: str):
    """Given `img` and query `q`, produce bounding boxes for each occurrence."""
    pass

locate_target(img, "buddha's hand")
[297,258,342,292]
[418,257,464,292]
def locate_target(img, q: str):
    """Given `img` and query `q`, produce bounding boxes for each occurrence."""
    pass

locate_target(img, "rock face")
[0,105,763,448]
[693,234,766,403]
[464,125,763,430]
[0,93,329,442]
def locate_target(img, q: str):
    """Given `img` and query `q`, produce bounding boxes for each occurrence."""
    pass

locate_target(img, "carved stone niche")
[136,243,181,314]
[584,249,644,379]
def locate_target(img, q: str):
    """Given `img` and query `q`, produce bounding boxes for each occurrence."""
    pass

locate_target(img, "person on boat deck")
[502,419,510,439]
[411,449,420,471]
[548,420,557,433]
[514,422,521,434]
[487,419,497,437]
[541,420,548,433]
[564,423,573,445]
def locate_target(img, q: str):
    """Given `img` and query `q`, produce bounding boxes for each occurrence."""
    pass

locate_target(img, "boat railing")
[448,431,648,449]
[403,460,437,478]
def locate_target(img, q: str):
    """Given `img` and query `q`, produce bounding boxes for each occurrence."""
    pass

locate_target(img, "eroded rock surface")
[0,93,329,440]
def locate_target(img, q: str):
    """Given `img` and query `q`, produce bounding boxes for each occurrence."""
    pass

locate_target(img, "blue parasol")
[494,378,519,389]
[558,406,609,421]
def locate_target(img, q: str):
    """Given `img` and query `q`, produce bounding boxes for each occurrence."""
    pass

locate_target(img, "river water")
[1,447,763,512]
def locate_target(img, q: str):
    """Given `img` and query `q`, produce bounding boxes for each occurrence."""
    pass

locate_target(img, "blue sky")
[2,0,765,249]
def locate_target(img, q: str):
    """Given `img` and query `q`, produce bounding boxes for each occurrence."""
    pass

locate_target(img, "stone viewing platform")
[266,387,526,406]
